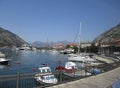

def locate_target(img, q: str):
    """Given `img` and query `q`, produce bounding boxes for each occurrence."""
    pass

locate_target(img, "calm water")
[0,49,68,75]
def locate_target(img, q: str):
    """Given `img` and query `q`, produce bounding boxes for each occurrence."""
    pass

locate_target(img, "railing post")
[60,70,62,83]
[16,72,20,88]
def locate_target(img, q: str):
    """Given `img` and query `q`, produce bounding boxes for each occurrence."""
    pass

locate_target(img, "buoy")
[16,61,20,64]
[32,68,35,71]
[8,63,12,66]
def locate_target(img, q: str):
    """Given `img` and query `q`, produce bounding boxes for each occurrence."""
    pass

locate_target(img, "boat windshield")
[42,69,46,73]
[41,68,51,73]
[46,69,51,73]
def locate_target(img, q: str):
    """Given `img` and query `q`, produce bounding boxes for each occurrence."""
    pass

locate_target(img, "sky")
[0,0,120,43]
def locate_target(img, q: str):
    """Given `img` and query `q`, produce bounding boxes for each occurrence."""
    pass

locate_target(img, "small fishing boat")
[56,61,91,77]
[56,61,79,76]
[34,64,57,84]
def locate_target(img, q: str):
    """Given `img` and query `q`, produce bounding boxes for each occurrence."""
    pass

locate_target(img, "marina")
[0,0,120,88]
[0,48,120,88]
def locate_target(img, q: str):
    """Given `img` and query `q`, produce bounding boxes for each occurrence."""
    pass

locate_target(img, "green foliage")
[72,45,98,53]
[66,44,71,49]
[89,45,98,53]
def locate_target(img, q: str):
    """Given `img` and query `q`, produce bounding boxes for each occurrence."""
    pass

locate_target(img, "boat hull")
[0,60,9,65]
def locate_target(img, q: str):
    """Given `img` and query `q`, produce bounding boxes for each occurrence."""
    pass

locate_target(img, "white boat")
[32,47,37,51]
[68,54,85,62]
[68,23,96,63]
[60,48,74,54]
[49,49,58,54]
[41,49,45,52]
[34,65,57,84]
[19,44,31,50]
[65,61,77,70]
[64,61,91,77]
[0,52,9,65]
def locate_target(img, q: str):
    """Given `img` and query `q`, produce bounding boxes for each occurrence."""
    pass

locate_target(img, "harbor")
[0,0,120,88]
[0,48,120,88]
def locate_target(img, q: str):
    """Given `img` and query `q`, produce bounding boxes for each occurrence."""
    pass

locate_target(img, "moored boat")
[34,64,58,84]
[0,52,9,65]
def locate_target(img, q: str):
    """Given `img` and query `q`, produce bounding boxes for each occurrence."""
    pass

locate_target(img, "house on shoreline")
[97,39,120,55]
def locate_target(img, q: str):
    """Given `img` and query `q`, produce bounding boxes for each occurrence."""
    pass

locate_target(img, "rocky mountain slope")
[0,27,27,47]
[93,23,120,43]
[32,41,71,47]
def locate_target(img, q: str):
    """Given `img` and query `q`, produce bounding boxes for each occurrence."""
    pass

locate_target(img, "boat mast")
[78,22,82,55]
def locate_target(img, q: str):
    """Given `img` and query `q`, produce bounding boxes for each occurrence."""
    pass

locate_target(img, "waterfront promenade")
[47,66,120,88]
[94,55,114,64]
[47,56,120,88]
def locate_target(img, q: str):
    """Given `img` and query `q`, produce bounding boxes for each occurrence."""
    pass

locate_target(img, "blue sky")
[0,0,120,43]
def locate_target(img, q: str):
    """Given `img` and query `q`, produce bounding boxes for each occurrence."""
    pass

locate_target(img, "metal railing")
[0,72,37,88]
[0,70,85,88]
[1,61,119,88]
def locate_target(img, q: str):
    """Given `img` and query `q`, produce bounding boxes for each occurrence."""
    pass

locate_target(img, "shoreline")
[47,56,120,88]
[47,65,120,88]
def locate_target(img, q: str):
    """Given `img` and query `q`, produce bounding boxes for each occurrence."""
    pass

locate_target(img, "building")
[80,42,92,48]
[99,39,120,55]
[68,43,78,48]
[52,43,65,50]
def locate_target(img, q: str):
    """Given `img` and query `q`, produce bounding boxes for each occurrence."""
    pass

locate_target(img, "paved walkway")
[47,66,120,88]
[94,55,114,64]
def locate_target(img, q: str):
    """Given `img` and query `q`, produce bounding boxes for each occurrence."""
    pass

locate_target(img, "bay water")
[0,49,68,75]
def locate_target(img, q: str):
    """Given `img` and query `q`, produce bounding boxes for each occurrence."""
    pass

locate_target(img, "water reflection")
[0,49,67,75]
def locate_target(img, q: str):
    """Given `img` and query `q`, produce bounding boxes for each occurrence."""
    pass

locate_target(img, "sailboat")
[68,22,95,63]
[68,22,85,62]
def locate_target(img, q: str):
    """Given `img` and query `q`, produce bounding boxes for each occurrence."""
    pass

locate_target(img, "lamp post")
[110,35,113,55]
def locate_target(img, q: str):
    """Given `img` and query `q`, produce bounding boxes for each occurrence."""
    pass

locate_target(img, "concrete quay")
[47,66,120,88]
[47,57,120,88]
[94,55,114,64]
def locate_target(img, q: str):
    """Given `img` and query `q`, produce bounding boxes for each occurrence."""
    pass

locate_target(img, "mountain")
[93,23,120,43]
[31,41,71,47]
[0,27,27,47]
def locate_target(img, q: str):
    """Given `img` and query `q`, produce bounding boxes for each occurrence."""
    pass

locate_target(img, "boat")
[65,61,77,73]
[67,22,86,62]
[19,44,31,50]
[60,48,74,54]
[0,52,9,65]
[68,54,85,62]
[55,61,90,77]
[67,22,96,63]
[49,49,58,54]
[34,64,57,84]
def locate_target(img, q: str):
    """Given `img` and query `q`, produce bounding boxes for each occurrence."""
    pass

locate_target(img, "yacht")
[34,64,57,84]
[68,54,85,62]
[19,44,31,50]
[60,48,74,54]
[0,52,9,65]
